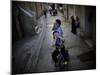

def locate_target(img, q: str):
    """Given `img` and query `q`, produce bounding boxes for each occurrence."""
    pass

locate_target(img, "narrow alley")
[12,1,96,74]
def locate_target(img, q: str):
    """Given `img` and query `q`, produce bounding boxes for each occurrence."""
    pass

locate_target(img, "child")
[52,19,68,66]
[52,19,64,46]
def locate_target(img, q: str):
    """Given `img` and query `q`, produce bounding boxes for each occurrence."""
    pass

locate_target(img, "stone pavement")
[12,15,47,73]
[35,12,95,72]
[12,11,96,74]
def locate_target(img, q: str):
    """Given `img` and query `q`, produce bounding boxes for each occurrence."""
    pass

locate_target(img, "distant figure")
[50,4,55,16]
[75,16,80,34]
[53,9,57,16]
[71,16,77,34]
[49,6,52,16]
[75,16,80,28]
[44,9,47,18]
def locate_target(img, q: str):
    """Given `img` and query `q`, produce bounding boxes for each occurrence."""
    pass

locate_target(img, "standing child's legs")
[53,32,55,40]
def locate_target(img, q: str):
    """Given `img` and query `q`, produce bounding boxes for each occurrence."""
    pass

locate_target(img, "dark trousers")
[71,25,77,34]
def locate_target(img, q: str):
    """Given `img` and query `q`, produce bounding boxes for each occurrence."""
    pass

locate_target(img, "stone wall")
[62,4,96,43]
[12,1,46,43]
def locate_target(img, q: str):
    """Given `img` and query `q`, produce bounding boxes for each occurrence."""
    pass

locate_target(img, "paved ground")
[35,12,95,72]
[12,12,96,74]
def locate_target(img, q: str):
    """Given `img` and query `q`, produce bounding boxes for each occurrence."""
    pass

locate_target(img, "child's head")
[56,19,61,26]
[71,16,74,20]
[76,16,79,21]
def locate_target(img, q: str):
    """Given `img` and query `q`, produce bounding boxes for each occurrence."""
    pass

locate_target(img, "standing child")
[52,19,68,66]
